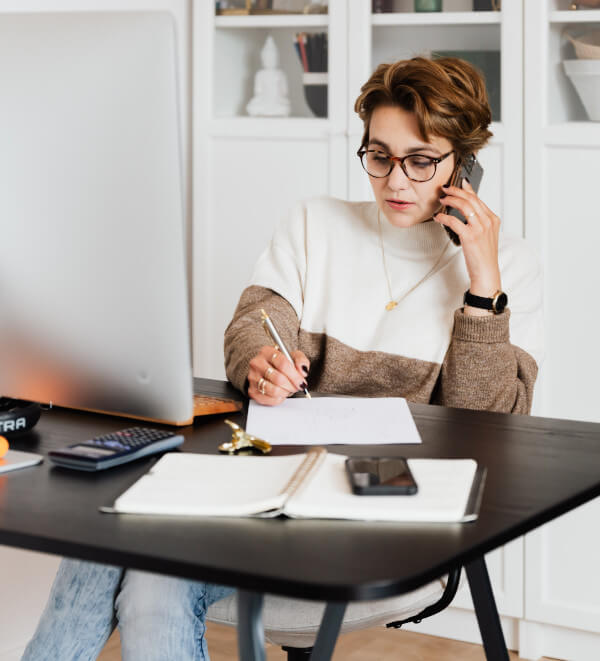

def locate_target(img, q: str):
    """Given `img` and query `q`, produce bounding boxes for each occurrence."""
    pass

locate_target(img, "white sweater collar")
[371,203,453,258]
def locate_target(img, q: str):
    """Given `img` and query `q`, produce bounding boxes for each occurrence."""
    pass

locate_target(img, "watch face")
[494,292,508,313]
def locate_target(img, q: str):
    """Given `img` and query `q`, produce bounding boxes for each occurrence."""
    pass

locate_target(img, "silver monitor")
[0,12,195,425]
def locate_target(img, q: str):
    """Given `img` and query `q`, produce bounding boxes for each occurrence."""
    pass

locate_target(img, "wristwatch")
[463,289,508,314]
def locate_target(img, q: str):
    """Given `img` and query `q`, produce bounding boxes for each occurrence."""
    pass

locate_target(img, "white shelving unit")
[521,3,600,660]
[539,2,600,125]
[524,0,600,420]
[210,12,332,123]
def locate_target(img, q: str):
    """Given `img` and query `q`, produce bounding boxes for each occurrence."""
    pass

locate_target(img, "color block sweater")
[224,197,543,414]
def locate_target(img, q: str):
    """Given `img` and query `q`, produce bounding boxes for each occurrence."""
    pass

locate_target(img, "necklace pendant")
[385,301,398,311]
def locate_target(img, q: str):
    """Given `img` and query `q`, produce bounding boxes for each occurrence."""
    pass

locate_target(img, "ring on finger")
[265,366,274,380]
[271,351,278,363]
[467,211,476,219]
[258,377,267,395]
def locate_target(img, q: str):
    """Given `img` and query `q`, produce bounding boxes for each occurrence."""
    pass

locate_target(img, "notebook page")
[247,397,422,446]
[284,455,478,523]
[110,453,307,516]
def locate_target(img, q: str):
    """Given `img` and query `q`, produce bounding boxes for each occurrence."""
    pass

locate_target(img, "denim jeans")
[21,558,235,661]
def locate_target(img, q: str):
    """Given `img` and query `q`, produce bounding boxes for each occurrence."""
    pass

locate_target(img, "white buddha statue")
[246,35,291,117]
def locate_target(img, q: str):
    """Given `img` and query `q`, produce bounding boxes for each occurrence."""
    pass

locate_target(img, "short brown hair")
[354,56,493,158]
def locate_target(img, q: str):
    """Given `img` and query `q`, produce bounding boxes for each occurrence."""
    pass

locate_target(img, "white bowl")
[563,59,600,121]
[567,30,600,60]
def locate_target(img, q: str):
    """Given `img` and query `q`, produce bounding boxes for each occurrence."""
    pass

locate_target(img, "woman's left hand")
[435,179,502,303]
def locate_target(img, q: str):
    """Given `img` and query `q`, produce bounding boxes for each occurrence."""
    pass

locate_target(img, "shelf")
[215,14,329,29]
[545,122,600,147]
[550,10,600,23]
[209,117,331,139]
[371,11,501,27]
[208,118,506,142]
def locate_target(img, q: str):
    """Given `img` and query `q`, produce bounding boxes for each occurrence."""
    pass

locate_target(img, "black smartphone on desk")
[444,153,484,246]
[345,457,418,495]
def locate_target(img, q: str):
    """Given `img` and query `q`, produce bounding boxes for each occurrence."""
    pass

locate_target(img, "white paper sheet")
[246,397,422,445]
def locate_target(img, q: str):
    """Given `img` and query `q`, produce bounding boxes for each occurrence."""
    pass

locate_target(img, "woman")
[225,56,541,411]
[22,56,542,661]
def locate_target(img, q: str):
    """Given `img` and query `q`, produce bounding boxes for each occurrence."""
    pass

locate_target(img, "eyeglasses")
[357,147,454,183]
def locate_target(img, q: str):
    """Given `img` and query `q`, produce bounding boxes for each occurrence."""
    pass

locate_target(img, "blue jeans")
[21,558,235,661]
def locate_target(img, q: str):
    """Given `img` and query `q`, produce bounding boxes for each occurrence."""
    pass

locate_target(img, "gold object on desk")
[219,419,272,454]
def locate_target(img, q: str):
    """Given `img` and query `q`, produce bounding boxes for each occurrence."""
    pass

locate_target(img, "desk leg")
[465,557,509,661]
[309,602,347,661]
[237,590,266,661]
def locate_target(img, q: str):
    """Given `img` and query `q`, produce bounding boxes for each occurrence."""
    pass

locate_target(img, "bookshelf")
[209,5,341,122]
[522,5,600,658]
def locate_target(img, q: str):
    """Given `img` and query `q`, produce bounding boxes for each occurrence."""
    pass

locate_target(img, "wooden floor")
[97,623,557,660]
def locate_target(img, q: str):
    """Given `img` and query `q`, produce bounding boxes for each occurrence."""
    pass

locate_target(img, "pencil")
[260,309,311,399]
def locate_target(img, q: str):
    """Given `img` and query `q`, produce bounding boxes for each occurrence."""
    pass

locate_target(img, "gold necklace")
[377,210,451,311]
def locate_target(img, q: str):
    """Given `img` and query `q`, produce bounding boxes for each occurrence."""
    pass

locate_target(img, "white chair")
[207,566,462,659]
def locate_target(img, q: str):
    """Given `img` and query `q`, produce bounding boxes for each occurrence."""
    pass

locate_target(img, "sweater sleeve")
[433,309,539,414]
[224,286,301,394]
[433,239,544,414]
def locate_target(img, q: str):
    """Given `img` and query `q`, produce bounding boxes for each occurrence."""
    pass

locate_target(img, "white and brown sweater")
[224,197,543,414]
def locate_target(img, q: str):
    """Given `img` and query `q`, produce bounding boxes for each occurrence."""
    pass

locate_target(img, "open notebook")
[101,449,486,523]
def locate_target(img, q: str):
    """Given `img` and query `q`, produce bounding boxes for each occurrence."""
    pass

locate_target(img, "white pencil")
[260,309,311,399]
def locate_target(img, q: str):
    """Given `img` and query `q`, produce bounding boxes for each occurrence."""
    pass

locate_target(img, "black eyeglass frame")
[357,147,455,183]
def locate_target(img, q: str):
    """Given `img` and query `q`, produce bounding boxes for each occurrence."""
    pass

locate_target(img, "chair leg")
[281,646,313,660]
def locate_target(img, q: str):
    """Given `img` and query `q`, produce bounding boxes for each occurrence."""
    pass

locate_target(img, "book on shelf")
[100,448,485,523]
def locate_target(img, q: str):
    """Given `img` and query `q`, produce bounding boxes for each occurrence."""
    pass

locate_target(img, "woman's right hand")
[247,346,309,406]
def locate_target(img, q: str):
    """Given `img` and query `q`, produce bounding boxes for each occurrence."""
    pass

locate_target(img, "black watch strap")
[463,289,508,314]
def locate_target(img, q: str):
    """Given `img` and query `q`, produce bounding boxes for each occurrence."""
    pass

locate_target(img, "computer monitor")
[0,12,196,424]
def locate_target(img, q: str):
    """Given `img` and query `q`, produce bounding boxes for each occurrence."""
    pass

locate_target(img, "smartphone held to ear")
[345,457,418,495]
[443,153,484,246]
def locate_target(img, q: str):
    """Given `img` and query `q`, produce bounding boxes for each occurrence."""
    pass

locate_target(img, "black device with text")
[48,427,184,471]
[345,457,418,495]
[444,153,484,245]
[0,398,41,435]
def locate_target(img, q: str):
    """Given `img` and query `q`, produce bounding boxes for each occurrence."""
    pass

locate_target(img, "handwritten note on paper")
[246,397,422,446]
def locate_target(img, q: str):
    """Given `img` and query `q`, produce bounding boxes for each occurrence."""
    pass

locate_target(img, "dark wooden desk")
[2,378,600,660]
